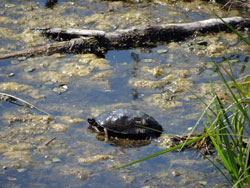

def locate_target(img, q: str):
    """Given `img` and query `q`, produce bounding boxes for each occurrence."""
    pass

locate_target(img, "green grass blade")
[107,134,206,172]
[204,153,233,186]
[180,96,216,151]
[212,11,250,46]
[204,115,231,171]
[215,65,250,123]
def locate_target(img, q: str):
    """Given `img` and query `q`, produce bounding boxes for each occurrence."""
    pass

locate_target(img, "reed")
[110,14,250,187]
[204,63,250,187]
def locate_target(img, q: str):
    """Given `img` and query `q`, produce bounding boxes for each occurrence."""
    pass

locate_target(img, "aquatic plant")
[204,64,250,187]
[203,12,250,187]
[110,14,250,187]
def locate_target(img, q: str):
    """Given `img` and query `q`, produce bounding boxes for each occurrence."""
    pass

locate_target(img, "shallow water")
[0,0,249,187]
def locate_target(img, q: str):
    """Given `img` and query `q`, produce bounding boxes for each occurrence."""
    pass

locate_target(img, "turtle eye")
[87,118,95,125]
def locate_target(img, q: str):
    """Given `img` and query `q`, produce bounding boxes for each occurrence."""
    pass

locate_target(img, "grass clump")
[204,63,250,187]
[109,14,249,187]
[204,12,250,187]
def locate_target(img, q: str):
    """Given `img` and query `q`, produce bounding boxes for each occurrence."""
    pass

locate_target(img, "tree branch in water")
[0,16,249,60]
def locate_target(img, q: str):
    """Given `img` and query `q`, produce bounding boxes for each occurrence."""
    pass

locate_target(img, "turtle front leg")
[104,128,109,142]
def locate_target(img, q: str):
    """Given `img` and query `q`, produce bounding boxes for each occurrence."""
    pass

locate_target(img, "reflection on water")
[0,0,249,187]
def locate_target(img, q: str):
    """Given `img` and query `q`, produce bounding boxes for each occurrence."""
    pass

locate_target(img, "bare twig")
[45,137,56,146]
[0,92,51,115]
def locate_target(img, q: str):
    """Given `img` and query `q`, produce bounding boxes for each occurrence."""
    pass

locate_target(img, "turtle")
[87,108,163,141]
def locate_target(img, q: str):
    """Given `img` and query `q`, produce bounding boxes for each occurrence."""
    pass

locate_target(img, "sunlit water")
[0,0,249,187]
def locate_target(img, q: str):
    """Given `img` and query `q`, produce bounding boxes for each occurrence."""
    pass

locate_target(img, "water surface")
[0,0,249,187]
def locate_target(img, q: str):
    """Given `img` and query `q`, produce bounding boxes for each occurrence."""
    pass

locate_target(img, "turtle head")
[87,118,97,126]
[87,118,103,132]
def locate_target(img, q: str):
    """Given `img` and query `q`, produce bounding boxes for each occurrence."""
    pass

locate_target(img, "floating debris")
[39,71,70,85]
[78,154,119,164]
[44,160,52,165]
[52,157,61,163]
[51,123,69,132]
[6,72,15,77]
[157,49,168,54]
[17,168,26,173]
[3,151,31,160]
[7,177,17,181]
[60,63,94,77]
[24,66,36,72]
[0,82,31,92]
[53,85,68,94]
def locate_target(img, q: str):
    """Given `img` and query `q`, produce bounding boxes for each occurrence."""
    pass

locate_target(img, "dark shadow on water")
[45,0,58,9]
[95,133,152,148]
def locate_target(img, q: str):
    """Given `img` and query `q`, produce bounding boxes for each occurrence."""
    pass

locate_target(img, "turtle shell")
[94,108,162,137]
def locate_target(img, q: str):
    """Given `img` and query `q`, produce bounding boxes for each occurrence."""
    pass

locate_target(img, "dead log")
[0,16,249,60]
[33,16,250,47]
[0,37,105,60]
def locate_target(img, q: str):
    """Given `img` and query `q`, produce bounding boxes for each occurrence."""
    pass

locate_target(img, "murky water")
[0,0,249,187]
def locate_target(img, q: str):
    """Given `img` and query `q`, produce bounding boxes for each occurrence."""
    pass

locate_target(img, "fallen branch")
[44,137,56,146]
[0,16,249,60]
[0,92,51,115]
[0,37,104,60]
[36,16,250,44]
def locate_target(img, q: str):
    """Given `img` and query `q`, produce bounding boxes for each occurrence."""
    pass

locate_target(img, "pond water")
[0,0,249,187]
